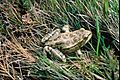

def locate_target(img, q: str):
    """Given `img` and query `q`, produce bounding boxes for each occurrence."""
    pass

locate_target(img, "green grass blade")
[95,15,100,56]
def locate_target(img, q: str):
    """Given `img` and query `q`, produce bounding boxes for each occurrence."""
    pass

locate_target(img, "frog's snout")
[84,30,92,44]
[84,30,92,38]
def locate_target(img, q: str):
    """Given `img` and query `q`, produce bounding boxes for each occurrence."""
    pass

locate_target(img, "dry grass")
[0,0,119,80]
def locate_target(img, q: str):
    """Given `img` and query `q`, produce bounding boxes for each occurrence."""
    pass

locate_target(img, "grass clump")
[0,0,119,80]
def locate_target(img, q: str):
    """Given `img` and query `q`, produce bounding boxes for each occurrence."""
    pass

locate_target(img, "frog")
[41,25,92,62]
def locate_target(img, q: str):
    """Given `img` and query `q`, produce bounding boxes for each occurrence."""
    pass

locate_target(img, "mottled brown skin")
[41,25,92,62]
[44,28,92,53]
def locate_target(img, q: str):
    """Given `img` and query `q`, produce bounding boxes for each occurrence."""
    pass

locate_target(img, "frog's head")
[78,28,92,46]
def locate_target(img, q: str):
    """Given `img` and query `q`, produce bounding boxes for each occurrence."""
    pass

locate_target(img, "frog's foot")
[43,46,66,62]
[77,49,83,55]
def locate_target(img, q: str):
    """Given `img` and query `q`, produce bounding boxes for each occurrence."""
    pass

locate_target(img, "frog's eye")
[62,25,69,31]
[80,28,85,31]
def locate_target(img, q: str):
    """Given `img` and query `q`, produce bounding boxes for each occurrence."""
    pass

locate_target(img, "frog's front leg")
[43,46,66,62]
[41,29,61,43]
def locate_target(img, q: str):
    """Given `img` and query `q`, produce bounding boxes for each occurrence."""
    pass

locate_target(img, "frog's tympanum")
[41,25,92,62]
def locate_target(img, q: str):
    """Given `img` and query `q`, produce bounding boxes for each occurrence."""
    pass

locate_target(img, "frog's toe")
[77,49,83,55]
[62,57,66,62]
[44,46,50,52]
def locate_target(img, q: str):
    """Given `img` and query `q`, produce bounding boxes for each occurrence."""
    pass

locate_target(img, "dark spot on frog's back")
[69,33,74,37]
[73,37,78,42]
[62,34,68,39]
[57,35,61,39]
[66,40,70,46]
[75,31,79,35]
[75,31,82,37]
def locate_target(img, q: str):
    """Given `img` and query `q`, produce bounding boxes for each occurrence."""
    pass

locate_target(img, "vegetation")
[0,0,119,80]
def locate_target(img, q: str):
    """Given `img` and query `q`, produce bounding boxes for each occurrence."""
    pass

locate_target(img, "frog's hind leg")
[43,46,66,62]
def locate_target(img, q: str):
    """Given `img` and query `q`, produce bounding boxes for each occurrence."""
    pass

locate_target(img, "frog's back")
[45,29,92,53]
[45,30,82,49]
